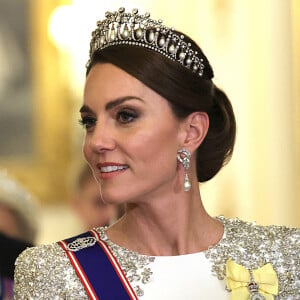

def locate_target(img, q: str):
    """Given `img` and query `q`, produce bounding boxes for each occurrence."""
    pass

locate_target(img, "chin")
[100,189,128,204]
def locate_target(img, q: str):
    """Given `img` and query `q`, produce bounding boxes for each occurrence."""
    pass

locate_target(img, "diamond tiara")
[88,7,205,77]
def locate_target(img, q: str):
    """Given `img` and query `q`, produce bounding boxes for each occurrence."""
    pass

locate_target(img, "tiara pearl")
[88,7,205,77]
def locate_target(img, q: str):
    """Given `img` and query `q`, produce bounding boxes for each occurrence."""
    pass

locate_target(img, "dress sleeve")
[14,245,57,299]
[278,226,300,298]
[14,243,87,299]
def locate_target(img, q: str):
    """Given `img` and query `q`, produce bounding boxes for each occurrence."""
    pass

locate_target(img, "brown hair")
[86,31,236,182]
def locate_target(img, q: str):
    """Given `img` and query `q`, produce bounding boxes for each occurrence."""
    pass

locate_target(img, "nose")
[88,121,116,153]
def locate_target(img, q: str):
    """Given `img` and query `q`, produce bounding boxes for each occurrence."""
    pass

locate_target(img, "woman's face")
[81,63,184,204]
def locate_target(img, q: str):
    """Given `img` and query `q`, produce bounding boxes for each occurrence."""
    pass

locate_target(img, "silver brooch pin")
[66,237,97,252]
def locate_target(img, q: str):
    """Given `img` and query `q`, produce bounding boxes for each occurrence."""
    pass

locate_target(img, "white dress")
[14,217,300,299]
[141,252,228,299]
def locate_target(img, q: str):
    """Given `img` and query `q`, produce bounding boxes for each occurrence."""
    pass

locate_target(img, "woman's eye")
[79,116,96,130]
[116,109,138,124]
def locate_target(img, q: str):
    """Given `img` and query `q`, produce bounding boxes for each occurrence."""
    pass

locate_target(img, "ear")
[180,112,209,153]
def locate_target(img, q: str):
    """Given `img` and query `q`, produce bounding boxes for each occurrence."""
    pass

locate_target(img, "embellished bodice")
[206,217,300,299]
[14,217,300,299]
[96,227,155,297]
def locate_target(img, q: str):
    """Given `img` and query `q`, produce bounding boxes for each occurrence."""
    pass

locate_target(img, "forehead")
[83,63,175,116]
[84,63,147,98]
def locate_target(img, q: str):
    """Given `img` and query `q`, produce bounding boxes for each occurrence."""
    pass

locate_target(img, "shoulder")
[222,216,299,248]
[14,241,87,299]
[211,216,300,298]
[15,242,69,273]
[219,216,299,268]
[14,243,67,298]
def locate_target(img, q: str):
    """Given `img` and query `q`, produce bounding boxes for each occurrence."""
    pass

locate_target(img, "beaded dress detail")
[14,217,299,299]
[95,227,155,297]
[206,217,300,299]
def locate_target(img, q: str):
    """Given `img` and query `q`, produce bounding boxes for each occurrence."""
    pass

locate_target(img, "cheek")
[82,138,91,162]
[130,127,179,167]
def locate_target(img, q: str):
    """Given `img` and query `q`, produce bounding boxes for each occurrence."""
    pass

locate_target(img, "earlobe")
[182,112,209,152]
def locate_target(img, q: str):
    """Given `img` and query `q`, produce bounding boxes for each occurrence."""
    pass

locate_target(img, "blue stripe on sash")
[63,231,133,300]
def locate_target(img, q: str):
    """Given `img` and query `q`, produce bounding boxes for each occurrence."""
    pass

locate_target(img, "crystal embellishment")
[13,217,299,299]
[66,237,97,252]
[95,227,155,297]
[206,216,300,299]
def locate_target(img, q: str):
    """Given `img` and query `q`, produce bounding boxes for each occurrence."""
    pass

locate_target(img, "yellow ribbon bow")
[225,258,279,300]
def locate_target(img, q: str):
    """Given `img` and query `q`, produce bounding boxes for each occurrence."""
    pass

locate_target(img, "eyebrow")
[79,96,144,113]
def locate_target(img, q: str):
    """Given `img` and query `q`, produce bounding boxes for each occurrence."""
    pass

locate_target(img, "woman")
[14,8,299,299]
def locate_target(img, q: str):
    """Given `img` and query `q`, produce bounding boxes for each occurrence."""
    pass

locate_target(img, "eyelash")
[78,116,96,130]
[79,109,138,130]
[116,109,138,124]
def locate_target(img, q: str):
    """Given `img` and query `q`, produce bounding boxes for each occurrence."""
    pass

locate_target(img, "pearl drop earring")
[177,148,191,191]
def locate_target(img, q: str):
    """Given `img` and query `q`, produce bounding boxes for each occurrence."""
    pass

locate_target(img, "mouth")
[100,165,129,173]
[96,163,129,178]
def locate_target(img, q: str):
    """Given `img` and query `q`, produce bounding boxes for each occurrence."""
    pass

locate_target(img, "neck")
[106,187,223,256]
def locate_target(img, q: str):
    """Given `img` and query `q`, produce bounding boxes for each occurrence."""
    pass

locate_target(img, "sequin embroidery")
[14,217,300,299]
[206,217,300,299]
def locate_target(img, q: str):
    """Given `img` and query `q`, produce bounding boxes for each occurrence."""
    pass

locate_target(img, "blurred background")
[0,0,299,245]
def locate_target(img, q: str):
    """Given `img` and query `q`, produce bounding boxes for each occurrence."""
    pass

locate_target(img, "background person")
[69,162,124,229]
[0,170,37,299]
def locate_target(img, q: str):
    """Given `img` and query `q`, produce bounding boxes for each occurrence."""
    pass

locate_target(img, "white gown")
[142,252,229,299]
[14,217,300,299]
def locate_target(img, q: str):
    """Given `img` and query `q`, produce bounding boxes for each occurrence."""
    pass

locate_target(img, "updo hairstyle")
[86,30,236,182]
